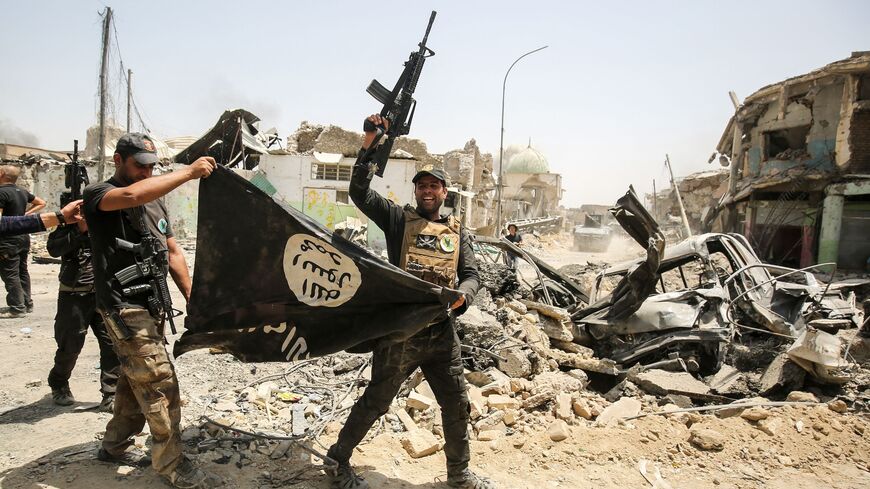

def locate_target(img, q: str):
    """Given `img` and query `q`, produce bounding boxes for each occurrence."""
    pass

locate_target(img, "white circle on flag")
[283,234,361,307]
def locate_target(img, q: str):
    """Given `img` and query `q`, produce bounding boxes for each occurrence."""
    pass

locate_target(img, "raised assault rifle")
[114,210,179,334]
[357,10,437,178]
[61,139,89,206]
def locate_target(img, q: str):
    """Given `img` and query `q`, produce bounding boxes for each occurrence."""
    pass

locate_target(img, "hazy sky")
[1,0,868,206]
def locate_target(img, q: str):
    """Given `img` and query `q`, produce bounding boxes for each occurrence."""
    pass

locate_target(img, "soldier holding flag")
[326,114,495,489]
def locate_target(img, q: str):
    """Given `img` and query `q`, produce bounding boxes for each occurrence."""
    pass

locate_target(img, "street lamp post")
[494,45,548,237]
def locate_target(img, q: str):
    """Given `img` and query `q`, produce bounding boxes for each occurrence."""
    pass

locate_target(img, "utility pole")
[494,45,548,236]
[665,154,692,238]
[97,7,112,181]
[126,68,132,132]
[727,91,743,232]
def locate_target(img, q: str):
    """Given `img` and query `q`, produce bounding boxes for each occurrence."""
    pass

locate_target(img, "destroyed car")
[474,186,862,389]
[573,231,862,382]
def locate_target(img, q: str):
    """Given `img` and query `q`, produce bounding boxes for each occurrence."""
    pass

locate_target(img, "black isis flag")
[173,166,461,362]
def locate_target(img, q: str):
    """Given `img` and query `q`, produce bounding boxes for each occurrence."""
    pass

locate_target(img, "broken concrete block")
[467,385,486,405]
[554,393,573,421]
[396,409,417,431]
[547,420,570,442]
[522,390,556,410]
[486,394,520,410]
[689,428,725,451]
[532,371,585,395]
[757,417,782,436]
[520,299,571,322]
[785,391,819,403]
[406,391,434,411]
[707,364,743,394]
[401,429,442,458]
[759,353,805,395]
[572,399,594,420]
[481,382,508,396]
[566,369,590,385]
[549,339,593,356]
[270,440,293,459]
[509,378,530,393]
[827,399,848,413]
[476,410,506,432]
[498,348,533,378]
[503,409,519,426]
[540,315,574,342]
[740,407,770,421]
[333,356,365,375]
[469,400,484,420]
[415,381,436,401]
[631,369,711,399]
[505,300,528,315]
[477,429,503,442]
[595,398,641,427]
[665,394,693,409]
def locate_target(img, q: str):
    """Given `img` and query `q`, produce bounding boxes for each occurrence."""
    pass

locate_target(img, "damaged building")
[647,168,730,240]
[251,121,498,251]
[710,51,870,270]
[499,142,563,227]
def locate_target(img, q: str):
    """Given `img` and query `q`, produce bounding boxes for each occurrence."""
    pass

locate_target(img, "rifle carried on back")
[357,10,437,178]
[61,139,89,206]
[114,210,179,334]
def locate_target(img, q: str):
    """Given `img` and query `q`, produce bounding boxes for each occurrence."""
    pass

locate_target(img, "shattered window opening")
[858,74,870,101]
[335,190,349,204]
[657,256,706,293]
[311,162,352,181]
[763,125,810,160]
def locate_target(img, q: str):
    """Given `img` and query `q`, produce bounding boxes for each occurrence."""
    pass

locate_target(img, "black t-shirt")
[0,184,35,247]
[83,177,174,311]
[506,233,522,244]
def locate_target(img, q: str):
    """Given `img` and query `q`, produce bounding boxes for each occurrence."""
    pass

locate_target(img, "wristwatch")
[55,211,67,227]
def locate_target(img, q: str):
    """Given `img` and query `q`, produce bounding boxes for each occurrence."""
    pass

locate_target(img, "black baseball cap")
[412,165,449,186]
[115,133,159,166]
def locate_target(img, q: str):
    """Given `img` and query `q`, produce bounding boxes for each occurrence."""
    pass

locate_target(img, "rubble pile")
[284,121,440,167]
[171,354,375,487]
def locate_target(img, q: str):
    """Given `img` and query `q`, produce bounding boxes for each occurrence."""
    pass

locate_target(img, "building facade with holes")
[255,152,420,251]
[709,52,870,270]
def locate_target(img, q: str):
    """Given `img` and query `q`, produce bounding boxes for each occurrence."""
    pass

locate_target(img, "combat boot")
[98,394,114,413]
[328,461,369,489]
[168,457,223,488]
[51,386,75,406]
[97,447,151,467]
[447,469,496,489]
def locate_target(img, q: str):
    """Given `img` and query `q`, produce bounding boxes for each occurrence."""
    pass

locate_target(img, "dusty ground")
[1,239,869,489]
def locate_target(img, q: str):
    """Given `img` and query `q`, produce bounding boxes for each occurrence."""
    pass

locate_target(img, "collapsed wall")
[285,121,440,167]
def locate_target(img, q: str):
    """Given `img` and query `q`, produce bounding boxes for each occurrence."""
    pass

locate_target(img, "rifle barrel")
[420,11,436,48]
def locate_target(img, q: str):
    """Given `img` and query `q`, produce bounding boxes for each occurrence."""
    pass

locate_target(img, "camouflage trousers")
[100,307,183,475]
[328,320,471,476]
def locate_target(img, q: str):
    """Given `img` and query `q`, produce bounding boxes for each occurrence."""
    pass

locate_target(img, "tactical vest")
[399,208,461,288]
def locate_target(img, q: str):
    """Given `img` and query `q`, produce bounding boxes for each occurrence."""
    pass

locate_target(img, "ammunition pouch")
[100,308,133,341]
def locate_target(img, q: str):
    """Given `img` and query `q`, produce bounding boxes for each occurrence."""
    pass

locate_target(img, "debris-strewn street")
[2,4,869,489]
[1,237,868,489]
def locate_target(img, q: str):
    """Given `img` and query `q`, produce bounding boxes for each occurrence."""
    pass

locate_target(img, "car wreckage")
[474,188,864,390]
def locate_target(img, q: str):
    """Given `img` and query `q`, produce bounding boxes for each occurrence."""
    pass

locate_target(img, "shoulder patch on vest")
[439,234,456,253]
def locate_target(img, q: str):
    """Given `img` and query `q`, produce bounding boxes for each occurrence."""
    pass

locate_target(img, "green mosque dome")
[505,141,549,174]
